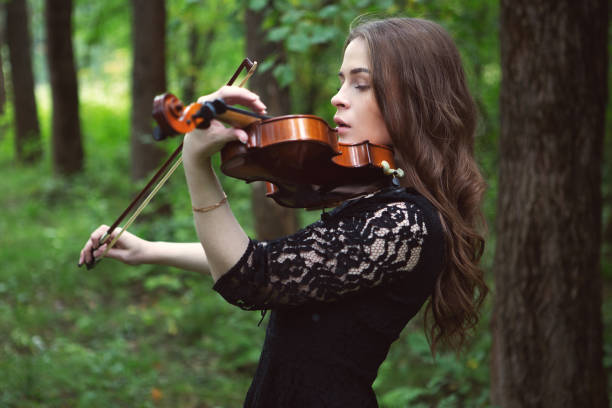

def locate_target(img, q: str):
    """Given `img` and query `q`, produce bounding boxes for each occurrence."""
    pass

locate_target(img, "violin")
[152,93,402,209]
[83,59,402,269]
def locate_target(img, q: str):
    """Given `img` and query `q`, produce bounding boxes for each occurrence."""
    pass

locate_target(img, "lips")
[333,116,350,131]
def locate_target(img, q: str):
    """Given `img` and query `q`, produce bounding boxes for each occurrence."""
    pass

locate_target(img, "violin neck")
[219,103,269,128]
[198,98,269,129]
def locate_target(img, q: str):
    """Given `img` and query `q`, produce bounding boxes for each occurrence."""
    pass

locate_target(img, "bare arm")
[182,156,250,281]
[78,225,210,274]
[146,241,210,274]
[181,86,266,281]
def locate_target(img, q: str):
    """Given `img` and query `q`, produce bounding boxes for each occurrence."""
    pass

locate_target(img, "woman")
[80,17,487,407]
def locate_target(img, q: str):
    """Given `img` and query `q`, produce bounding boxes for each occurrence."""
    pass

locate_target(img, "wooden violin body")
[152,93,396,209]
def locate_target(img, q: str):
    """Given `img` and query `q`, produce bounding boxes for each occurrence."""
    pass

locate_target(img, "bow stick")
[82,59,258,269]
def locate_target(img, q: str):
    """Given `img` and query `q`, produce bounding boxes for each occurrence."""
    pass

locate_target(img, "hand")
[182,86,267,167]
[78,225,149,268]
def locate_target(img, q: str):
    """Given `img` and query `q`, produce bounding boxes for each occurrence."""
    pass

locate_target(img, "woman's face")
[331,38,392,146]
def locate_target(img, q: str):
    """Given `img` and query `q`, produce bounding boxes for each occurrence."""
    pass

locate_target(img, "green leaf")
[258,58,276,74]
[380,386,426,407]
[309,26,338,45]
[249,0,267,12]
[280,9,306,25]
[268,26,291,42]
[318,4,340,19]
[273,64,295,88]
[287,32,311,52]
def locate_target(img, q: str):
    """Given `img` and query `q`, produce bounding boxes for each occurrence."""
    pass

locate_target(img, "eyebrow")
[338,67,371,78]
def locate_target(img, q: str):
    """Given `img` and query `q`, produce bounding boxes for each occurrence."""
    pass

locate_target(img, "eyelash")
[336,84,370,92]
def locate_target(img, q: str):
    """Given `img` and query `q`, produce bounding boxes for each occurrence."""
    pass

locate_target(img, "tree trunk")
[46,0,83,175]
[4,0,41,162]
[0,26,6,117]
[130,0,166,181]
[491,1,609,407]
[245,4,298,240]
[180,26,215,103]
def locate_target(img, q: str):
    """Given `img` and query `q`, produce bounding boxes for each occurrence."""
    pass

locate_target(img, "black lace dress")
[213,187,445,407]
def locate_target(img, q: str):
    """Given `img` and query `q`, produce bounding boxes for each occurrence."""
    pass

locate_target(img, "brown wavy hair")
[346,17,488,353]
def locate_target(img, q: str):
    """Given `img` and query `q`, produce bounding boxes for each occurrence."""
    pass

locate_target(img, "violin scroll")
[153,93,266,141]
[152,93,202,140]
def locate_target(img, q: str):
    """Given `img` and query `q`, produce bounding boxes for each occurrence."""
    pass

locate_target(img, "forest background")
[0,0,610,407]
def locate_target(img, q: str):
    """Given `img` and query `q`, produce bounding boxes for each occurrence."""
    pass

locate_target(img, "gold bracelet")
[192,194,228,213]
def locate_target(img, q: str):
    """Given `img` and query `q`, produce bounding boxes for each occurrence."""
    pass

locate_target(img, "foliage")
[374,309,494,407]
[0,0,610,406]
[0,103,260,407]
[166,0,246,99]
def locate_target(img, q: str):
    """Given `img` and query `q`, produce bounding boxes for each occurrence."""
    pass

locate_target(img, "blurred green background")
[0,0,609,407]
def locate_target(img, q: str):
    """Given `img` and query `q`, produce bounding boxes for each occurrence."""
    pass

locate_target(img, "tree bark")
[130,0,166,181]
[245,4,298,240]
[180,26,215,103]
[491,1,609,407]
[0,26,6,117]
[4,0,41,162]
[46,0,83,175]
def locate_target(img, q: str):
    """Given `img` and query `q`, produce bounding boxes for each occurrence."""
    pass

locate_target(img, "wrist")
[183,158,226,210]
[183,153,213,175]
[130,238,153,265]
[183,156,218,188]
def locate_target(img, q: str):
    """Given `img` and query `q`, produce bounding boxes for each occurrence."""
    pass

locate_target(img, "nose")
[331,87,349,109]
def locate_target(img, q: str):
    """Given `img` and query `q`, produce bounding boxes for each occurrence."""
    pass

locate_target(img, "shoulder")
[259,187,444,261]
[324,187,445,258]
[326,188,441,231]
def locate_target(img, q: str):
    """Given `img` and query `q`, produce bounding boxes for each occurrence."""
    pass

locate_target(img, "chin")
[339,135,365,145]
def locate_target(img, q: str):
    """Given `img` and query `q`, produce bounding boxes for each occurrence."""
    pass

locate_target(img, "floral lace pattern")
[214,195,429,310]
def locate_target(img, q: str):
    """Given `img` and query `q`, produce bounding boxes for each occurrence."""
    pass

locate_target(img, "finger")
[215,126,249,145]
[90,226,107,247]
[92,243,108,259]
[95,225,113,245]
[88,246,96,266]
[85,256,98,270]
[79,225,110,267]
[78,246,95,269]
[85,242,110,270]
[225,91,267,114]
[186,119,224,138]
[89,236,99,252]
[86,239,98,264]
[78,244,92,267]
[234,128,248,144]
[188,120,248,146]
[199,86,267,114]
[79,242,90,265]
[104,246,128,264]
[78,239,95,267]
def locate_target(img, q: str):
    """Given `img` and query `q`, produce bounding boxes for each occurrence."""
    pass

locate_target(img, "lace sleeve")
[213,199,435,310]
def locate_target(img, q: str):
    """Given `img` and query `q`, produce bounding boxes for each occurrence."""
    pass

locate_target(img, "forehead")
[340,38,370,71]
